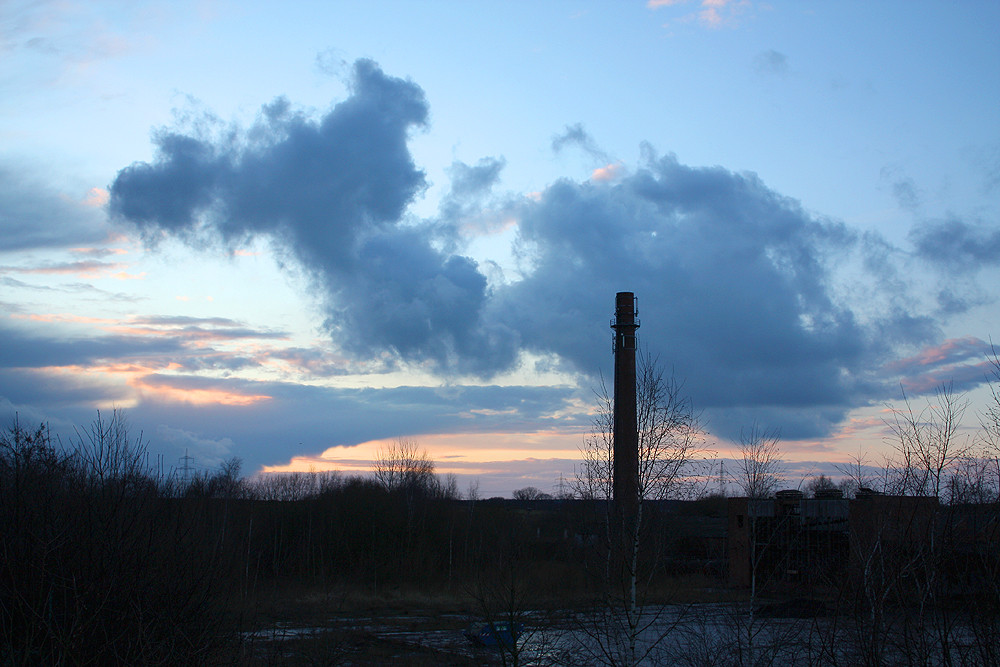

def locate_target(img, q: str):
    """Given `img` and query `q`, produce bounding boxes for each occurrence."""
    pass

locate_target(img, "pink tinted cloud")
[133,378,271,406]
[110,270,145,280]
[81,187,109,208]
[9,260,129,279]
[70,246,128,257]
[648,0,753,28]
[885,336,988,374]
[885,337,993,395]
[14,312,116,325]
[898,360,993,395]
[591,162,624,182]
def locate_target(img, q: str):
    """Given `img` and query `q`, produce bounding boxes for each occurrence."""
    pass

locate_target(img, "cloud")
[909,217,1000,273]
[134,374,272,407]
[437,157,509,237]
[111,59,517,376]
[0,313,298,416]
[591,162,625,182]
[884,337,995,394]
[2,260,130,279]
[0,322,183,370]
[552,123,610,164]
[880,165,921,211]
[885,336,989,375]
[649,0,754,29]
[490,148,933,439]
[82,187,109,207]
[754,49,788,76]
[0,161,108,251]
[446,157,505,201]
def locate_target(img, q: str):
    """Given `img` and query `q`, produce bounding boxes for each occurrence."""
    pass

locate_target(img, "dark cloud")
[491,149,916,439]
[909,218,1000,272]
[111,59,514,376]
[0,323,183,369]
[111,58,428,249]
[321,226,519,375]
[0,367,128,411]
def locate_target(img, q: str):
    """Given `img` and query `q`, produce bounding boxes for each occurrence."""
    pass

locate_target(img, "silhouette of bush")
[0,413,240,664]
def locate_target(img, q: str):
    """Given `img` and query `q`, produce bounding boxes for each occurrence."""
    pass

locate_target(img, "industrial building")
[727,490,947,589]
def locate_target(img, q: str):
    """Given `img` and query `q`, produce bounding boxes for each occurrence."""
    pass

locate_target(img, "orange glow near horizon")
[262,411,903,478]
[261,430,588,475]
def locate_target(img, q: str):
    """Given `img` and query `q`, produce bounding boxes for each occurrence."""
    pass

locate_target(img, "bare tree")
[836,447,881,498]
[804,473,837,498]
[884,383,971,498]
[636,354,709,501]
[728,423,785,666]
[572,350,710,667]
[575,373,615,501]
[977,344,1000,502]
[372,437,435,495]
[733,422,783,499]
[574,351,708,502]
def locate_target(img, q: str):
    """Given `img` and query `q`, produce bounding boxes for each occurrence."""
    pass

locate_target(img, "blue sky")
[2,0,999,495]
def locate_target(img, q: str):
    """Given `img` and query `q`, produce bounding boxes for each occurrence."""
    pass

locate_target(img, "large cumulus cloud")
[109,59,964,441]
[111,59,516,375]
[492,148,907,438]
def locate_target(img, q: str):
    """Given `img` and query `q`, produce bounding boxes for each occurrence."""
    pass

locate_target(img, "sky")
[2,0,999,496]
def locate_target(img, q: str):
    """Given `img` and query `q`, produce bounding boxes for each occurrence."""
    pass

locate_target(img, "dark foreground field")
[238,583,1000,666]
[239,579,735,666]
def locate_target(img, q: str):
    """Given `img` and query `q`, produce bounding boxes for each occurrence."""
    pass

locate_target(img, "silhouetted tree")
[573,351,710,667]
[373,437,436,495]
[733,422,783,499]
[804,473,837,498]
[512,486,550,500]
[0,410,239,664]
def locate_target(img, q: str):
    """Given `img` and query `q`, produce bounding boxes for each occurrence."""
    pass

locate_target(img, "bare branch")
[734,422,783,499]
